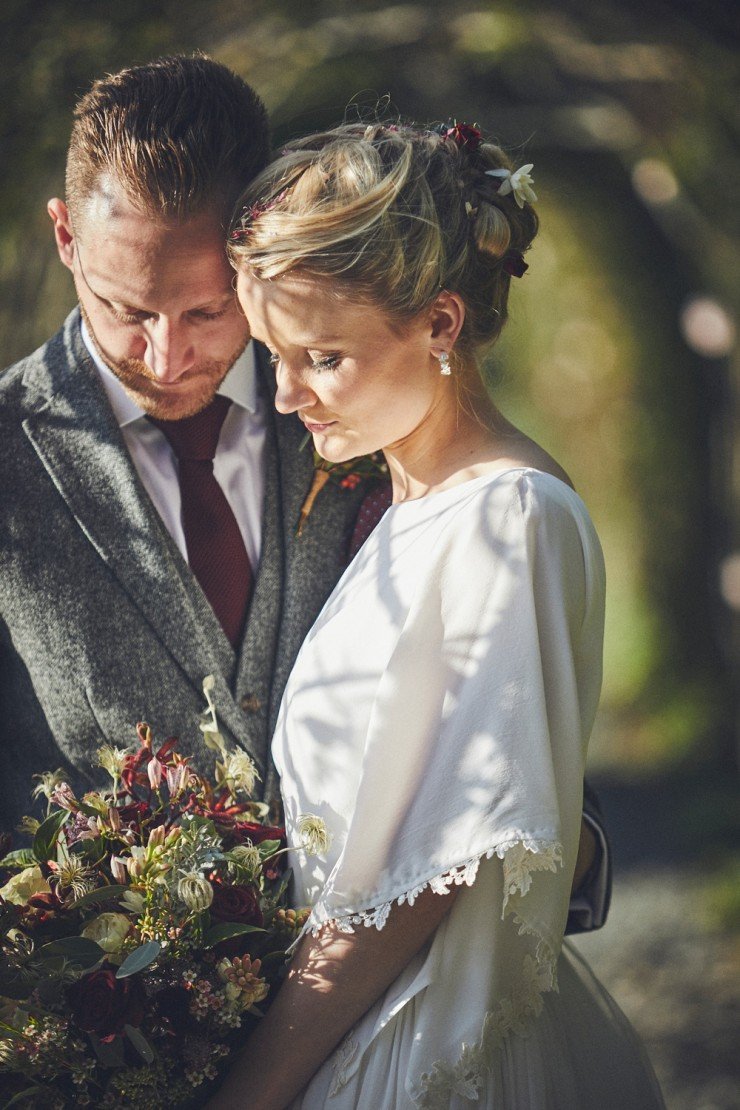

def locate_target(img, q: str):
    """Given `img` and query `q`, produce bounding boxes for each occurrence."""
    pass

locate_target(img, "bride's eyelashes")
[268,352,340,372]
[310,354,340,371]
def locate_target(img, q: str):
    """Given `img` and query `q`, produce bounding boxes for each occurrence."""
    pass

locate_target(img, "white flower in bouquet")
[178,871,214,913]
[120,889,146,914]
[0,865,50,904]
[229,843,262,878]
[95,743,129,783]
[200,674,228,758]
[297,814,332,857]
[31,768,67,802]
[56,854,96,901]
[81,912,132,954]
[219,749,259,797]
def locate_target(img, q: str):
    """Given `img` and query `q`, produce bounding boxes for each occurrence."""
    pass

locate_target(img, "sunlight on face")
[71,186,250,419]
[236,270,444,462]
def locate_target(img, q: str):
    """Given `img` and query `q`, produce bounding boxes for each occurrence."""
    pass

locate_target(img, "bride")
[213,120,664,1109]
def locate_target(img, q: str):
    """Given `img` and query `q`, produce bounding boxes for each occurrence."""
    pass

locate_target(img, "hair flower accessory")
[503,250,529,278]
[442,122,483,151]
[230,190,289,240]
[485,163,537,208]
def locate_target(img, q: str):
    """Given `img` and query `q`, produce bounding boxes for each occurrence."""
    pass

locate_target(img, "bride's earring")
[437,351,452,376]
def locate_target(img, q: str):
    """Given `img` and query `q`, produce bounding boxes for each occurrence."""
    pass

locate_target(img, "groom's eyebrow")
[83,272,233,315]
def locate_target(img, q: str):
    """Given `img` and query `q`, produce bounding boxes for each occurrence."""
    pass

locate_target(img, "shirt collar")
[80,317,259,429]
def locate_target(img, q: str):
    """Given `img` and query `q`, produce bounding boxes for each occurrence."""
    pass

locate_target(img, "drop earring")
[438,351,452,376]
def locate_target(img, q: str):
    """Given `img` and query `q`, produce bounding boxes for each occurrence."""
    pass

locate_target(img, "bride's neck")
[384,390,501,503]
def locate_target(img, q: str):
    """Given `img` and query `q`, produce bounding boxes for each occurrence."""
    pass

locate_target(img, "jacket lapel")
[21,313,236,704]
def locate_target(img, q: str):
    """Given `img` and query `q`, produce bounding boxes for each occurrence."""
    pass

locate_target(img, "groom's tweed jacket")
[0,310,370,828]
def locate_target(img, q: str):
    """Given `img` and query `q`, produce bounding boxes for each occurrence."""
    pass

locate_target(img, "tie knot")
[148,395,232,462]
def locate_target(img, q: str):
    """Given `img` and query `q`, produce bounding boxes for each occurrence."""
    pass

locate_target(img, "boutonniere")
[296,442,389,537]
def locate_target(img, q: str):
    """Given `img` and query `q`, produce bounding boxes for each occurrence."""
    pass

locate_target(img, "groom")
[0,54,608,932]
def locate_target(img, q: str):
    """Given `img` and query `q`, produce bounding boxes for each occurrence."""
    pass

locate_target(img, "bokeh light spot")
[679,296,736,358]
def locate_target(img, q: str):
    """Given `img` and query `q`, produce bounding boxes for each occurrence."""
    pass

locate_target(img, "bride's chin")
[312,438,360,465]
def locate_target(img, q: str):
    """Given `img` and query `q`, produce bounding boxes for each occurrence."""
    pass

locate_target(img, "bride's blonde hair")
[229,121,538,358]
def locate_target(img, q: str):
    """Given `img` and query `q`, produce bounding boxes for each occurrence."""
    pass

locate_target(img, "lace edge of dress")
[309,840,564,1102]
[301,837,563,938]
[409,839,564,1109]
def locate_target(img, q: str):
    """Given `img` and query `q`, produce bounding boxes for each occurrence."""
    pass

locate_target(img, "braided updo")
[229,121,538,358]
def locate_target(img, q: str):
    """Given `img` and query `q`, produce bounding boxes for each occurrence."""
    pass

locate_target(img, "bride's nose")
[274,360,316,415]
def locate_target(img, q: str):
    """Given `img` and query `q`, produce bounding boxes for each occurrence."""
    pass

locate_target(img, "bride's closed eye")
[268,352,340,372]
[309,354,339,371]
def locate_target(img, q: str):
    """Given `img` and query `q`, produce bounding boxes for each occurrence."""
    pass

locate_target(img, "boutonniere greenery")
[296,442,389,537]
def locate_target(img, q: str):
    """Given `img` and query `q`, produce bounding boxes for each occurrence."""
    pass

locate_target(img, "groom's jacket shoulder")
[0,316,75,416]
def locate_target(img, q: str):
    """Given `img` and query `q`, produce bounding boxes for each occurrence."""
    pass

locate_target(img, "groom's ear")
[428,291,465,347]
[47,198,75,271]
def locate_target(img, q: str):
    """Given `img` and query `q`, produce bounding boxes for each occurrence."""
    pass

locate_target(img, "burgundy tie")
[348,480,393,560]
[149,397,252,648]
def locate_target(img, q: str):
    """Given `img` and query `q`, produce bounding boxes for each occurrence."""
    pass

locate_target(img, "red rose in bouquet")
[68,968,146,1042]
[0,680,314,1108]
[209,880,263,927]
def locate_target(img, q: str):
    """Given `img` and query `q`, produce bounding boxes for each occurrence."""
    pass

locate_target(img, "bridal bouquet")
[0,680,309,1108]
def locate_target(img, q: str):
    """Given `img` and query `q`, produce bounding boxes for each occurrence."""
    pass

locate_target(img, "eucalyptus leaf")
[36,936,105,968]
[32,809,68,863]
[69,884,128,911]
[0,849,36,871]
[116,940,161,979]
[125,1023,155,1063]
[203,922,265,948]
[257,839,282,858]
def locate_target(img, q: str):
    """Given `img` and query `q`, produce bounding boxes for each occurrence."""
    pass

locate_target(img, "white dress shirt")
[81,320,266,568]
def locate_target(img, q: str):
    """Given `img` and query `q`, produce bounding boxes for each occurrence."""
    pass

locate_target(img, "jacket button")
[240,695,262,713]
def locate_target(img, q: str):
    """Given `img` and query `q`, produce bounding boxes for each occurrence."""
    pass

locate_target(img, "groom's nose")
[143,319,196,382]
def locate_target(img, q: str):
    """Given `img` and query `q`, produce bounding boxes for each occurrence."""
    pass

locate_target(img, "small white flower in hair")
[485,163,537,208]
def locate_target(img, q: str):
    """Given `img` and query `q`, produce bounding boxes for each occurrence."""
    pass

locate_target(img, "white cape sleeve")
[305,473,605,948]
[283,472,606,1105]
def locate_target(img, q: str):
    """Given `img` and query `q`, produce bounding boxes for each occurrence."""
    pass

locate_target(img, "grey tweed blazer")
[0,310,369,829]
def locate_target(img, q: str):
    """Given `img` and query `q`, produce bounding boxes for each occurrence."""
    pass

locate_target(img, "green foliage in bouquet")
[0,679,312,1108]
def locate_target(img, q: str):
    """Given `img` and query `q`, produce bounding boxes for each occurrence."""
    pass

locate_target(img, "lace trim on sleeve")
[302,836,562,936]
[410,840,564,1109]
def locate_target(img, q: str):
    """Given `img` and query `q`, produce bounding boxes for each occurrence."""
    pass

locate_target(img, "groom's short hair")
[66,53,270,227]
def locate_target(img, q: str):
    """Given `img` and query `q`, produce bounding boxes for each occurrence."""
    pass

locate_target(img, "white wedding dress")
[273,468,665,1109]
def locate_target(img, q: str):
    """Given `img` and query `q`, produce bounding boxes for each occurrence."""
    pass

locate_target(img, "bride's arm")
[207,885,458,1110]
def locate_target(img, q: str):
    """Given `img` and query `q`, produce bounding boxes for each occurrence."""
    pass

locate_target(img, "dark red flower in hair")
[503,250,529,278]
[444,123,482,151]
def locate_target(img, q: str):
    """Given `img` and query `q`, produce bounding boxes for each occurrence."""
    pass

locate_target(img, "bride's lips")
[302,418,337,433]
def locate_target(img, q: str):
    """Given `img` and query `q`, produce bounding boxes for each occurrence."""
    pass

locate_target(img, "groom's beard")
[80,307,247,420]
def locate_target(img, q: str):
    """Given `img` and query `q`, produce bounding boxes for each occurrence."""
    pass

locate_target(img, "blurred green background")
[1,2,738,1105]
